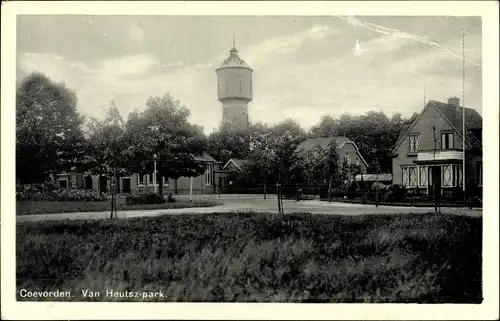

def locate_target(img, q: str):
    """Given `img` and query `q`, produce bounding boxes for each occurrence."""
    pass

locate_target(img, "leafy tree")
[206,122,251,165]
[295,139,342,199]
[122,94,208,195]
[308,111,414,174]
[242,120,306,212]
[83,101,126,194]
[16,72,85,184]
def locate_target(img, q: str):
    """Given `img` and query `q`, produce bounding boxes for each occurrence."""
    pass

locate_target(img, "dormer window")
[441,132,454,149]
[409,134,419,154]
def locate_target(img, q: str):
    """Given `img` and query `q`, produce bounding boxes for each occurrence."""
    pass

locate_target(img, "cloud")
[17,19,481,135]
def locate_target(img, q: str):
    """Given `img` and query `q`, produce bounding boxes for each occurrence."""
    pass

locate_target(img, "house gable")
[392,101,482,156]
[296,136,369,170]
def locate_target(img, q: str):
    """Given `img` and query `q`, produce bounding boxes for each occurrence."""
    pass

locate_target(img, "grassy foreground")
[16,199,222,215]
[16,212,482,303]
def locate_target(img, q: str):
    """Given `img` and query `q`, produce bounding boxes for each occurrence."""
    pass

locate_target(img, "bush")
[162,187,176,203]
[125,192,165,205]
[16,185,107,202]
[383,184,407,203]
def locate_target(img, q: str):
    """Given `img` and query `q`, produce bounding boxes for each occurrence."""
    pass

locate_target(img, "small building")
[391,97,482,199]
[222,158,248,173]
[52,152,225,195]
[295,136,369,174]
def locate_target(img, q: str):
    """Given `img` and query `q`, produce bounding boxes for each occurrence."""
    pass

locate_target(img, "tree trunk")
[175,179,178,195]
[264,180,267,200]
[189,176,193,202]
[328,178,332,203]
[277,171,283,214]
[158,176,163,196]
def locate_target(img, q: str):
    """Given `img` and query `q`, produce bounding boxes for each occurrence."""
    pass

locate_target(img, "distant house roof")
[222,158,248,171]
[392,100,483,154]
[296,136,369,168]
[193,152,217,162]
[355,173,392,182]
[296,136,353,151]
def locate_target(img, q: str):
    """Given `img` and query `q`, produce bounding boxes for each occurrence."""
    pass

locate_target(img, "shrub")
[162,187,176,203]
[347,182,358,199]
[125,192,165,205]
[383,184,407,203]
[16,185,107,202]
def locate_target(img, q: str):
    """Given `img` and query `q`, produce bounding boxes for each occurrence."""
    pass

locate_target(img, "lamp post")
[153,154,158,194]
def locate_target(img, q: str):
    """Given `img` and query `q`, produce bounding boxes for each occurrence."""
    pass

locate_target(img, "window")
[419,166,428,186]
[138,173,144,186]
[452,165,463,187]
[442,165,463,187]
[345,151,351,166]
[148,173,154,185]
[402,166,417,187]
[59,177,68,189]
[70,175,77,188]
[478,164,483,186]
[408,167,417,186]
[162,176,168,186]
[409,134,419,154]
[442,165,452,187]
[205,164,213,186]
[441,133,454,149]
[428,166,433,186]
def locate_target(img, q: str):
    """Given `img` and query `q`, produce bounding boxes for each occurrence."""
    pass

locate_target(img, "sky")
[16,15,482,134]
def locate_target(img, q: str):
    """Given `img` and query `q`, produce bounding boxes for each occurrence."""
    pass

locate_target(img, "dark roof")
[355,173,392,182]
[193,152,217,162]
[223,158,248,171]
[231,158,248,168]
[296,136,352,152]
[431,100,482,149]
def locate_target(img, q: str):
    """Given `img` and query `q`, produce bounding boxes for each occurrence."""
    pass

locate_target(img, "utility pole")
[432,126,439,213]
[462,29,467,202]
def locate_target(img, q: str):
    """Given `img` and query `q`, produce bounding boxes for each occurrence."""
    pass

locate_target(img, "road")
[17,194,482,222]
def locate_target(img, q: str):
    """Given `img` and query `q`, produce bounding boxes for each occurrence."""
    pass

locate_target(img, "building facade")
[52,153,225,195]
[391,97,482,199]
[216,45,253,129]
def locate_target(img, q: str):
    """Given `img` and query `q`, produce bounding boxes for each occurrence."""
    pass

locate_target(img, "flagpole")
[462,30,466,198]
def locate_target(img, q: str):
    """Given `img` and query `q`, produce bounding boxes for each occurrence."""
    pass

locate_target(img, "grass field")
[16,212,482,303]
[16,199,223,215]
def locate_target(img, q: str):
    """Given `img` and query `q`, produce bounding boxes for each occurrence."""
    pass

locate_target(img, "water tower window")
[237,75,243,91]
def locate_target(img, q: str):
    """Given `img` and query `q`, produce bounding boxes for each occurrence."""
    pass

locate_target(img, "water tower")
[216,42,253,129]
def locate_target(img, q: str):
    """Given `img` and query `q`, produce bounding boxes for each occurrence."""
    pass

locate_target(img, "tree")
[295,139,342,200]
[122,94,208,195]
[308,111,414,174]
[83,102,126,194]
[245,120,306,212]
[206,122,251,165]
[16,72,85,184]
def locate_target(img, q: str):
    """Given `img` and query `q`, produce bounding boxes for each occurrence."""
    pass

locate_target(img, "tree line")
[16,72,418,196]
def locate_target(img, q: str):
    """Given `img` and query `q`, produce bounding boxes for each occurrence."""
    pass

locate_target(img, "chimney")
[447,96,460,107]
